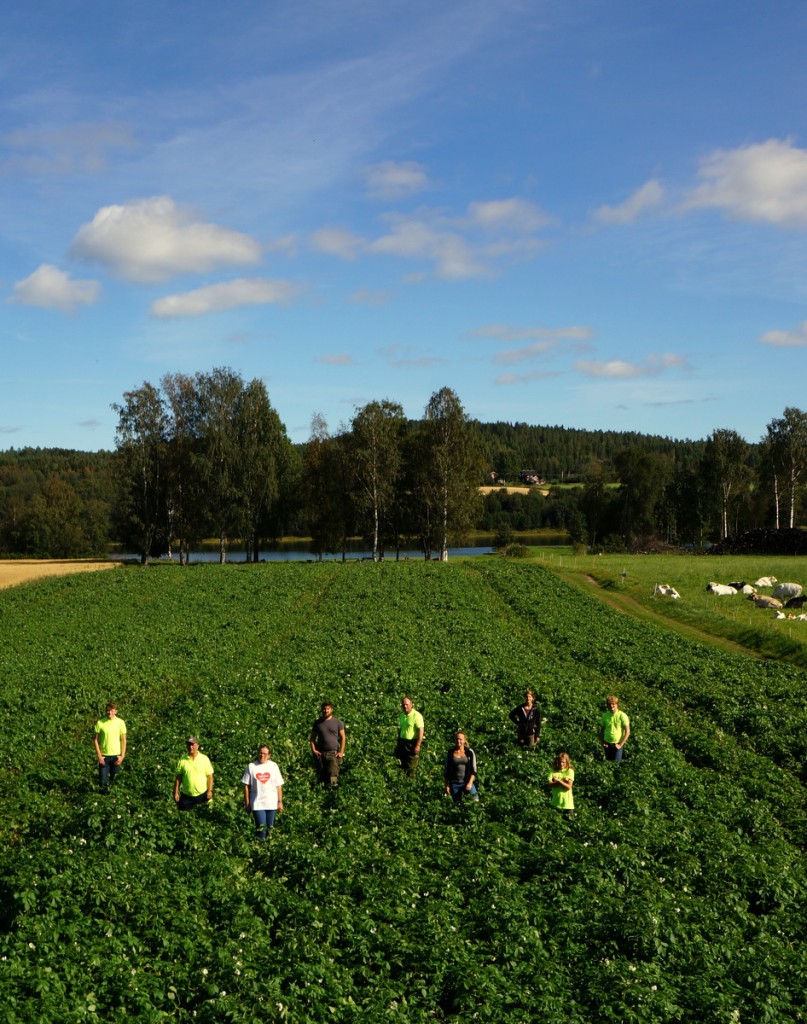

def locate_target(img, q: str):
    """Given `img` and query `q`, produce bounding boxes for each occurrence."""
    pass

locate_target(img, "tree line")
[0,375,805,558]
[112,371,482,564]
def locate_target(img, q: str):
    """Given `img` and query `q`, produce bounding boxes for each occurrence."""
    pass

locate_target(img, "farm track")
[552,567,769,662]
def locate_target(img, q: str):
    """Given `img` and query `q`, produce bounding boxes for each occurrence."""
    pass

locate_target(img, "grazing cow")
[707,582,738,596]
[653,583,680,599]
[749,594,783,609]
[785,595,806,609]
[772,582,803,602]
[753,576,777,588]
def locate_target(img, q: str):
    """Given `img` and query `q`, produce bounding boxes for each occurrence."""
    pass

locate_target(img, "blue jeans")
[449,782,479,803]
[604,744,623,763]
[98,755,120,789]
[252,808,277,839]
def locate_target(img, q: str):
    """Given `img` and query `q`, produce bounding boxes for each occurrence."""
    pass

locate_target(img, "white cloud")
[759,320,807,347]
[593,179,664,225]
[309,227,365,260]
[10,264,100,312]
[370,219,488,279]
[467,198,549,233]
[576,353,689,378]
[151,278,297,318]
[683,138,807,227]
[71,196,262,283]
[363,160,431,201]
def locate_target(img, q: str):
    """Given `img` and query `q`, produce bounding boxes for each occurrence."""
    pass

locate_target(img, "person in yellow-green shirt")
[598,695,630,763]
[548,751,575,820]
[395,697,424,777]
[174,737,214,810]
[93,701,127,792]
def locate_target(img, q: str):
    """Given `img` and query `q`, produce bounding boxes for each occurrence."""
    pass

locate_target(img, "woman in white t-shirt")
[242,745,284,840]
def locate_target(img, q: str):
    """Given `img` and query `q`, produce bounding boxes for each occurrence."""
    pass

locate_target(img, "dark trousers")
[178,792,210,811]
[98,755,120,789]
[395,738,419,777]
[317,751,341,787]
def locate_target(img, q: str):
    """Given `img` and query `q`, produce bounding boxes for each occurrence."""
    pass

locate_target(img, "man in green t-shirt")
[395,697,424,777]
[174,737,214,810]
[598,695,630,763]
[93,701,127,791]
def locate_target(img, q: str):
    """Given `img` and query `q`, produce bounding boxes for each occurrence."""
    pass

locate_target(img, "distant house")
[489,471,506,485]
[518,470,545,486]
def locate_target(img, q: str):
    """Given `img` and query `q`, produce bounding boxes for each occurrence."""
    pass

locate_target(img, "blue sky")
[2,0,807,450]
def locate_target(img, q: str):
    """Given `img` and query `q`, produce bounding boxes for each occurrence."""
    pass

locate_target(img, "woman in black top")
[509,690,542,747]
[444,731,479,803]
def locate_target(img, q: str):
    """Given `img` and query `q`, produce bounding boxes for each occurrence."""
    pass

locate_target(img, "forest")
[0,368,805,559]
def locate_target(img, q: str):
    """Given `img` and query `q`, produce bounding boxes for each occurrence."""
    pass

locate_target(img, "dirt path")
[0,560,120,590]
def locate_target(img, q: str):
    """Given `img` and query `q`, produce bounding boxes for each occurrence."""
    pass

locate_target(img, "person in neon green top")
[548,751,575,819]
[395,697,424,776]
[93,701,127,791]
[598,695,630,763]
[174,737,214,810]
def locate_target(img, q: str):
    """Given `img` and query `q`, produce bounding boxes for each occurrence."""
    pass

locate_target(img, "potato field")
[0,560,804,1023]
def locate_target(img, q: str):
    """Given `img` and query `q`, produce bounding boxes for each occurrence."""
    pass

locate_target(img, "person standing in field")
[310,702,346,788]
[174,737,214,810]
[444,731,479,803]
[242,744,284,840]
[395,697,424,776]
[93,701,127,792]
[509,689,542,748]
[548,751,575,819]
[599,695,630,762]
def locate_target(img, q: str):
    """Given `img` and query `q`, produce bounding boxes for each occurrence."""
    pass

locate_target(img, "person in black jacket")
[509,690,542,748]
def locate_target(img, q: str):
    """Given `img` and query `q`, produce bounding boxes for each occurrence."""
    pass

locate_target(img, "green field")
[0,560,805,1023]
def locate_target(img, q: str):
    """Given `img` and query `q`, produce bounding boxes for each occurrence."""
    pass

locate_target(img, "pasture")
[0,559,804,1023]
[539,550,807,667]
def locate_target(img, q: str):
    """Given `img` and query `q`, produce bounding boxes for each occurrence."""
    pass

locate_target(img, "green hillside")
[0,561,804,1022]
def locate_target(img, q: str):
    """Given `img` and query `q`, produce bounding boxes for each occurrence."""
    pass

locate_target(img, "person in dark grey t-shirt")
[310,702,346,788]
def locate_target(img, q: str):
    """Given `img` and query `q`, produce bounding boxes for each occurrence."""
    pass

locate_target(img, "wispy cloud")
[683,138,807,227]
[759,320,807,347]
[0,121,138,176]
[316,353,356,366]
[466,197,550,233]
[151,278,298,318]
[469,324,594,343]
[495,369,562,385]
[71,196,262,283]
[593,179,664,225]
[469,323,594,365]
[575,353,690,378]
[310,227,365,260]
[378,342,443,368]
[348,287,392,306]
[10,264,100,312]
[363,160,431,201]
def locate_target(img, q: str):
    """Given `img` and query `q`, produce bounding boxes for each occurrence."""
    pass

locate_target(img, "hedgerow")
[0,561,804,1022]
